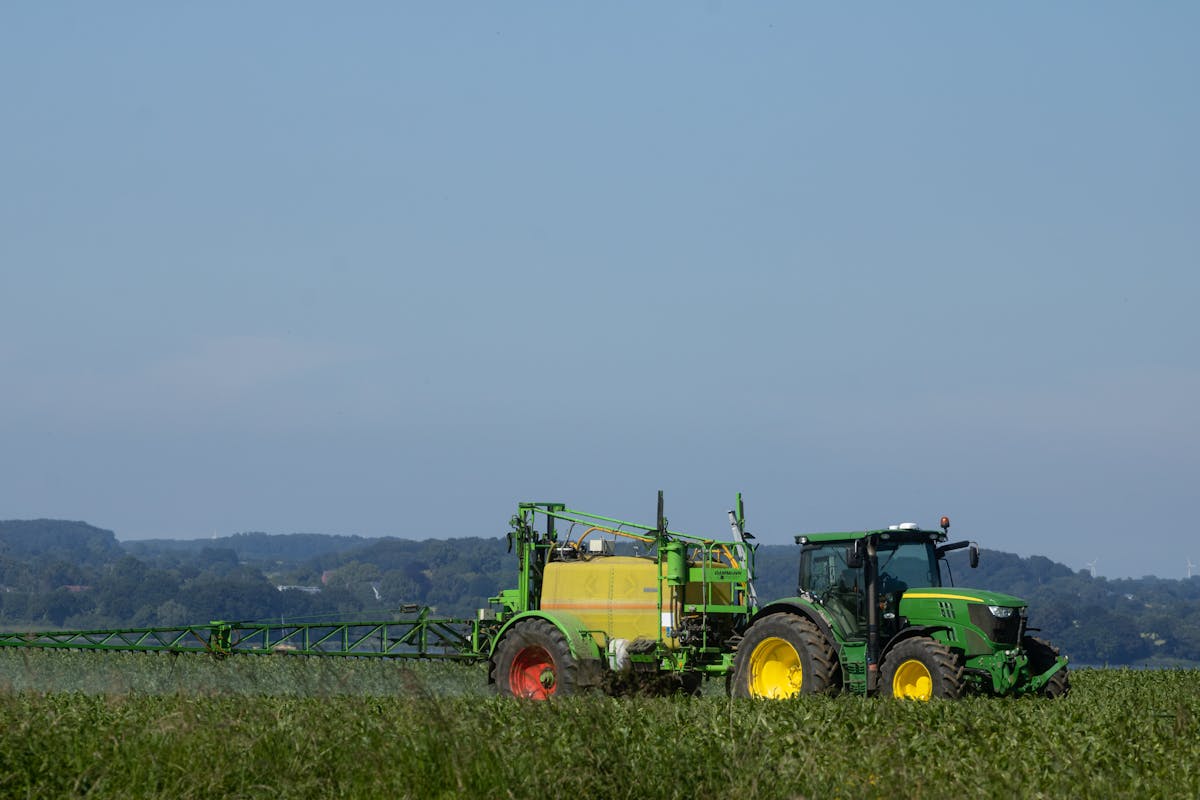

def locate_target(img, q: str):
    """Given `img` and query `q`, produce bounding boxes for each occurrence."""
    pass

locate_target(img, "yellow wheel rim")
[748,636,803,699]
[893,659,933,701]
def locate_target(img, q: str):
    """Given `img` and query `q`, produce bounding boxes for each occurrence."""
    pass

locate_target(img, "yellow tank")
[540,555,741,648]
[541,556,663,644]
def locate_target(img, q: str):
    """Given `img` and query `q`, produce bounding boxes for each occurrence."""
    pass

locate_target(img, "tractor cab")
[800,528,934,637]
[795,520,987,655]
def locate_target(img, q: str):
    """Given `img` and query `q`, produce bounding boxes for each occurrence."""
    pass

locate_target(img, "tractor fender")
[879,624,954,663]
[748,598,840,648]
[487,611,603,683]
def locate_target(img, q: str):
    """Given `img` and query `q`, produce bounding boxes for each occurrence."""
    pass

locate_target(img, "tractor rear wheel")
[491,619,578,699]
[881,637,963,700]
[1023,635,1070,698]
[730,613,839,699]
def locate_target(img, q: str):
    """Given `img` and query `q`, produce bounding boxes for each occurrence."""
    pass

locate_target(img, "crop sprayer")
[0,493,1068,700]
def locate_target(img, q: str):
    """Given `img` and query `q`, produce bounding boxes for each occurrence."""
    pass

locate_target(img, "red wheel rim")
[509,645,557,699]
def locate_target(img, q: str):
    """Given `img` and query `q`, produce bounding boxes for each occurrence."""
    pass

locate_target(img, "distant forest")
[2,519,1198,667]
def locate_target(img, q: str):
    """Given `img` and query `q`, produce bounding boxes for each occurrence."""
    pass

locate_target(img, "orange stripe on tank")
[542,602,660,610]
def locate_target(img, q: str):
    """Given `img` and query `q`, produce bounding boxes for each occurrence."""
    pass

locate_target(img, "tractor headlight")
[987,605,1015,618]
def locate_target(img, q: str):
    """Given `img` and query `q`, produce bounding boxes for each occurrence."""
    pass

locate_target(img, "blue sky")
[2,4,1196,578]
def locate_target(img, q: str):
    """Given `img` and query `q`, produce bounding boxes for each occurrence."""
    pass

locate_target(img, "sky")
[1,4,1197,579]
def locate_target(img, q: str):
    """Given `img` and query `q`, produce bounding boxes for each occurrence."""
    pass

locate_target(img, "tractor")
[729,517,1070,700]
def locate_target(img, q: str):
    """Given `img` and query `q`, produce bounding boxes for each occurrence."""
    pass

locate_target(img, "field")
[0,651,1197,799]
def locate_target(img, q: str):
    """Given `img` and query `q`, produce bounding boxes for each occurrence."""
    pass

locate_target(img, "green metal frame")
[0,611,493,661]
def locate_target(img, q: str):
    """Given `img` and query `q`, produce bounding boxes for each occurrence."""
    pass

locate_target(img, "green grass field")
[0,651,1196,799]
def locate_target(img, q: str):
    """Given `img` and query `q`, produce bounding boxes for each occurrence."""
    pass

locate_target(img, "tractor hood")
[899,588,1029,653]
[899,588,1026,609]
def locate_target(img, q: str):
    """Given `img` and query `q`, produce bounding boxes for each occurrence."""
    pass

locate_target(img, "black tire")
[1023,635,1070,698]
[730,613,839,699]
[491,619,579,699]
[880,637,963,701]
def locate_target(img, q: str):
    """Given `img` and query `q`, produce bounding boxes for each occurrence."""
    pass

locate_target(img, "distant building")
[275,585,321,594]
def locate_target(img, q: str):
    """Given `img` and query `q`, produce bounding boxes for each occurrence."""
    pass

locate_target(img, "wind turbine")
[1188,559,1196,579]
[1085,559,1097,579]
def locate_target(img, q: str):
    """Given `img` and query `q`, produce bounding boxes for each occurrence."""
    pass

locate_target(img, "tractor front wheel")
[731,613,839,699]
[491,619,578,699]
[1023,635,1070,698]
[880,637,963,701]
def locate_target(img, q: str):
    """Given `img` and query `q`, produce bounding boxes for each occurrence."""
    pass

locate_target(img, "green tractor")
[730,517,1069,700]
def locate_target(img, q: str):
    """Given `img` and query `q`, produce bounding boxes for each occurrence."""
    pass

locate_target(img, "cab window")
[800,543,864,636]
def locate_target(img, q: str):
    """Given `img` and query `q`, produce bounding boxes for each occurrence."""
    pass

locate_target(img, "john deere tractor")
[730,517,1069,700]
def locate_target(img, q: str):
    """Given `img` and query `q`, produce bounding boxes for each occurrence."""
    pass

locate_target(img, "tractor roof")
[794,528,948,545]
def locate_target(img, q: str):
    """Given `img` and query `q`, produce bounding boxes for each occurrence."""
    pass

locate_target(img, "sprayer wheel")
[491,619,578,699]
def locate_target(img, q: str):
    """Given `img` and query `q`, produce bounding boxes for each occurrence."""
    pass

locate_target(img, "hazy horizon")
[3,5,1196,579]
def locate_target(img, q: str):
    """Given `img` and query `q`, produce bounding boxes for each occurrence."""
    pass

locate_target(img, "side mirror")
[969,543,980,569]
[846,540,864,569]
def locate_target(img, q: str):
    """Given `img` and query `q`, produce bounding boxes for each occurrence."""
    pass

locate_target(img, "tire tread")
[491,618,579,698]
[730,613,840,698]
